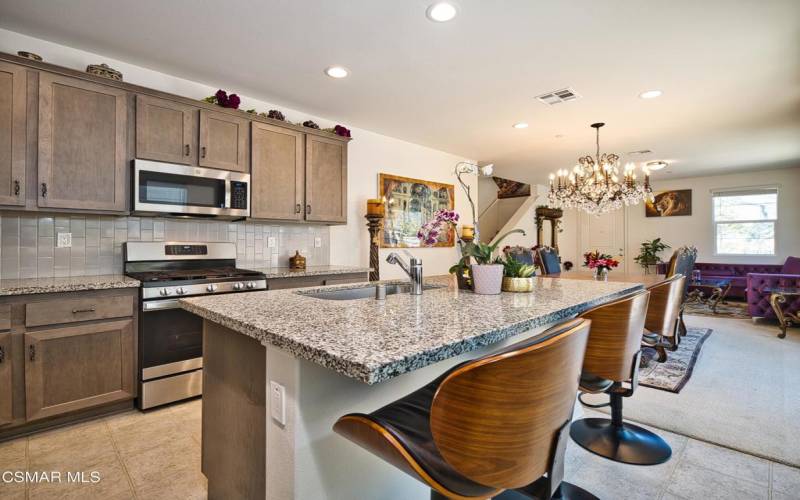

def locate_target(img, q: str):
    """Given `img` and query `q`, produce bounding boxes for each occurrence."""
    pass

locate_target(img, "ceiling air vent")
[535,88,581,105]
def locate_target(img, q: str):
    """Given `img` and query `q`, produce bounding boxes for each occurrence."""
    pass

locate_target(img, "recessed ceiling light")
[426,2,457,22]
[324,66,349,79]
[646,160,668,170]
[555,134,564,138]
[639,89,663,99]
[512,122,529,129]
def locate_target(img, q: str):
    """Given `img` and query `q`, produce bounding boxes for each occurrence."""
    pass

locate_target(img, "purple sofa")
[747,257,800,319]
[656,261,784,300]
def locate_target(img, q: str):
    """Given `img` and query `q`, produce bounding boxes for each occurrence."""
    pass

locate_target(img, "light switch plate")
[267,236,276,248]
[314,237,322,248]
[269,381,286,426]
[57,232,72,248]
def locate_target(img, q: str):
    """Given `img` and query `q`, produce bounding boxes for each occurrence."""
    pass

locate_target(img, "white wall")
[0,28,476,280]
[559,167,800,272]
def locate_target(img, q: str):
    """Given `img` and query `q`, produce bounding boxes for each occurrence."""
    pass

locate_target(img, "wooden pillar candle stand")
[366,199,385,282]
[535,206,564,253]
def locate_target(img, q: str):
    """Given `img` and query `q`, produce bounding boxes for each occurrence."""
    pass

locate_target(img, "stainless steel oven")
[133,159,250,218]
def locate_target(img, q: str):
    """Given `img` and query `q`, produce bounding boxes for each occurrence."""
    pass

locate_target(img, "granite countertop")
[243,265,372,279]
[180,275,643,384]
[0,275,141,296]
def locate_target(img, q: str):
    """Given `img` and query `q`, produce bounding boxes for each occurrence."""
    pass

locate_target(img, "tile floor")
[0,401,798,499]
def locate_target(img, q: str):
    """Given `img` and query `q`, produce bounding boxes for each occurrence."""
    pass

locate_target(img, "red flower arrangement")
[583,250,620,272]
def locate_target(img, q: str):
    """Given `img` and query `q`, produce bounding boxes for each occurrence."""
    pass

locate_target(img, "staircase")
[477,176,530,241]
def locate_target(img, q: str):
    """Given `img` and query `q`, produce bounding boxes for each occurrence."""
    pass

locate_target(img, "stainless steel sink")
[301,283,439,300]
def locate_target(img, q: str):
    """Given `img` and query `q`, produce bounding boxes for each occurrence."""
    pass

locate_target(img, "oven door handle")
[143,298,182,311]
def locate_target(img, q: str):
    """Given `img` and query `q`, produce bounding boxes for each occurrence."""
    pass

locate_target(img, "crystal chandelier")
[548,123,654,215]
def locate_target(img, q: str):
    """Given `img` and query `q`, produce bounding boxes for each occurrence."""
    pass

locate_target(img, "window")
[713,188,777,255]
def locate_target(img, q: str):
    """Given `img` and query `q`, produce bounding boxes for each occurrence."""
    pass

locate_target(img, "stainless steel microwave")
[133,159,250,218]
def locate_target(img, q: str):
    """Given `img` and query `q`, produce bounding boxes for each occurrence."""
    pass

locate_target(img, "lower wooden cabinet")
[24,318,135,421]
[0,332,12,426]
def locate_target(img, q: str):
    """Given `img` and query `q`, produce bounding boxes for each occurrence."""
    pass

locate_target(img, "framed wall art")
[645,189,693,217]
[379,173,455,247]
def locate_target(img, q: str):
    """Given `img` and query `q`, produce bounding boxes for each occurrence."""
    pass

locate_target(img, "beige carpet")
[582,314,800,467]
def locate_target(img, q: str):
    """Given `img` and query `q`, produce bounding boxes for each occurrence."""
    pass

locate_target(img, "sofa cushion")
[782,256,800,274]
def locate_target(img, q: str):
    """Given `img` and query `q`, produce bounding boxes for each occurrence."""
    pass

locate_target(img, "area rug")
[638,327,712,393]
[684,300,750,319]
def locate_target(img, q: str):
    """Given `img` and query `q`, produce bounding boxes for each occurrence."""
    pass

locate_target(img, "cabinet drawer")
[0,304,10,331]
[25,295,134,327]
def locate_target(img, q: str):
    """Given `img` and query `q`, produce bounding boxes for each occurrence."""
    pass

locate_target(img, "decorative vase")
[593,267,609,281]
[502,277,535,293]
[471,264,504,295]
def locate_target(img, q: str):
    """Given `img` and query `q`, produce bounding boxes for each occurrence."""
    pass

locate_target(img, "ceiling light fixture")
[645,160,668,170]
[639,89,663,99]
[324,66,349,79]
[547,122,653,215]
[512,122,529,129]
[426,2,457,22]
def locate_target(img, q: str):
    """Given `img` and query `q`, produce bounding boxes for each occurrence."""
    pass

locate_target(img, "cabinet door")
[305,135,347,223]
[251,122,304,220]
[38,73,128,211]
[25,318,135,421]
[199,109,249,172]
[136,95,197,164]
[0,332,11,426]
[0,62,26,207]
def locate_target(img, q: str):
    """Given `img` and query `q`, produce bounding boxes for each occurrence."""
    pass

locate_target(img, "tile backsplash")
[0,214,330,279]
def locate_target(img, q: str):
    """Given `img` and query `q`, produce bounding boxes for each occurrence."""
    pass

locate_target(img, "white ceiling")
[1,0,798,184]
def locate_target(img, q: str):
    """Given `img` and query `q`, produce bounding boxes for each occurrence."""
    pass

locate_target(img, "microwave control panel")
[230,181,248,209]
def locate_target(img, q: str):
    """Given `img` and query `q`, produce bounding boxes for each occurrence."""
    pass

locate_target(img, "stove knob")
[246,282,256,289]
[206,284,218,292]
[233,282,244,291]
[175,287,186,295]
[159,288,171,296]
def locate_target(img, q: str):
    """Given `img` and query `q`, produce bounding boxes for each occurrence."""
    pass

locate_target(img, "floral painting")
[379,173,455,247]
[645,189,693,217]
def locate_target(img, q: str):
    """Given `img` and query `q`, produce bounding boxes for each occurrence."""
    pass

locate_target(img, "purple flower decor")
[417,209,460,246]
[204,89,241,109]
[333,125,352,138]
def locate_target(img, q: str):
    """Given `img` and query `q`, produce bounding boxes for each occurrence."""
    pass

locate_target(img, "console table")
[766,287,800,338]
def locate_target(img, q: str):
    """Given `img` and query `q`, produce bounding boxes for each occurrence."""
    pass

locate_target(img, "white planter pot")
[471,264,504,295]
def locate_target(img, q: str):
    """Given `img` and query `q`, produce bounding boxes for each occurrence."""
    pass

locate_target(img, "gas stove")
[123,241,266,409]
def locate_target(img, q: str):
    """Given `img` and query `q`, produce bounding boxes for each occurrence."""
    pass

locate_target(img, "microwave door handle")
[224,176,231,210]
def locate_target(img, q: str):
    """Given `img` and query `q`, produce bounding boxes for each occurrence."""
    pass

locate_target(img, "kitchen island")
[180,275,643,500]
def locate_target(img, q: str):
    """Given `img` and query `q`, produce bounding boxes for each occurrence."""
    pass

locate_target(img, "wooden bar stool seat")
[641,275,686,362]
[334,318,597,500]
[570,290,673,466]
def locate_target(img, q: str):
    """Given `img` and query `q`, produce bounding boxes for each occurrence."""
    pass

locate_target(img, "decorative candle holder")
[365,214,384,282]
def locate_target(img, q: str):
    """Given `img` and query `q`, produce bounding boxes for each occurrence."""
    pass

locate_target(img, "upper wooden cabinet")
[37,73,128,212]
[0,61,26,207]
[251,122,304,221]
[199,109,249,172]
[136,95,197,165]
[24,318,135,421]
[305,135,347,223]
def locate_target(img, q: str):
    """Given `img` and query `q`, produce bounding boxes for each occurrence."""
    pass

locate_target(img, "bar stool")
[334,318,596,500]
[641,275,686,361]
[570,290,673,466]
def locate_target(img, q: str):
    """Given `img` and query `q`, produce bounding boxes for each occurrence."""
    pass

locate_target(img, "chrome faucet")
[386,251,423,295]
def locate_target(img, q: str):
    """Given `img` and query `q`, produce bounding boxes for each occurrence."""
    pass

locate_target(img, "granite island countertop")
[242,265,371,279]
[0,274,141,296]
[180,275,642,384]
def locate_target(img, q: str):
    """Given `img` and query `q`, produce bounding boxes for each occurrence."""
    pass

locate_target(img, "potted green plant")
[633,238,671,274]
[463,229,525,294]
[501,256,537,292]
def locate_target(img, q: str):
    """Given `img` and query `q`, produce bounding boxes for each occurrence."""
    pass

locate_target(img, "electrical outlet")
[57,232,72,248]
[314,237,322,248]
[270,381,286,426]
[267,236,276,248]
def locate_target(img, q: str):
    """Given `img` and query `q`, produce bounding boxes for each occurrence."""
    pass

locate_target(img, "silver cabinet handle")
[13,179,20,196]
[185,144,191,156]
[306,204,311,215]
[295,203,302,214]
[201,146,207,158]
[72,307,96,314]
[41,183,47,198]
[29,344,35,361]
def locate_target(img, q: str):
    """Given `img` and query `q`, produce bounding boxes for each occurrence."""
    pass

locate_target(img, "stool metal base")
[482,481,599,500]
[570,417,671,465]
